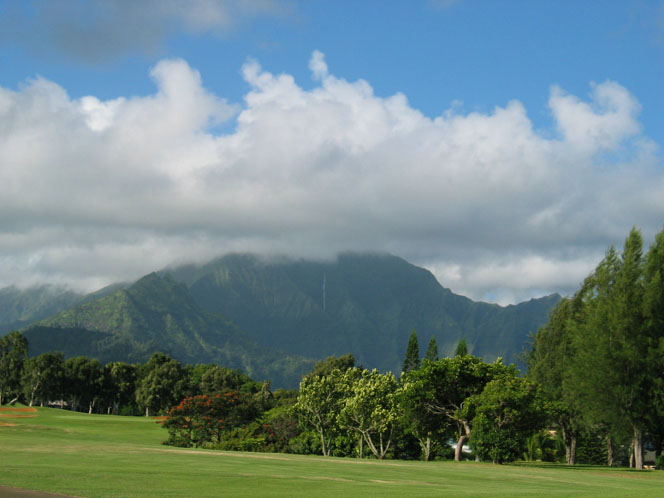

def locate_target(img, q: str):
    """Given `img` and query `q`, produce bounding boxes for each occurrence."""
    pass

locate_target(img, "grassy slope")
[2,407,664,497]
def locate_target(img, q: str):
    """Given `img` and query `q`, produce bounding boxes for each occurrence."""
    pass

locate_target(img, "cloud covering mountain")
[0,50,662,303]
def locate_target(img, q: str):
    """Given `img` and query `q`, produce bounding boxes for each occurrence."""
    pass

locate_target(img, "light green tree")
[294,367,347,456]
[337,368,399,459]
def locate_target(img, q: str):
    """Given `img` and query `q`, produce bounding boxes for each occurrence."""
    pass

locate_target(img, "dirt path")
[0,486,80,498]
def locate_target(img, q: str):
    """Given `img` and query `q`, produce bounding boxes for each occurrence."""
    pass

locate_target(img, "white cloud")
[0,52,661,303]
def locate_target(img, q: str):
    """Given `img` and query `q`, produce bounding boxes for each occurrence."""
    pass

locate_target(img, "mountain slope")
[169,253,560,373]
[0,285,84,334]
[26,273,314,387]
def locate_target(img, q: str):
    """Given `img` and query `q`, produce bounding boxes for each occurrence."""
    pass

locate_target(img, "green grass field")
[1,406,663,497]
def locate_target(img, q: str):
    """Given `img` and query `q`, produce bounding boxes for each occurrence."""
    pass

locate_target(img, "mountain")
[0,285,84,334]
[167,253,559,373]
[11,252,559,387]
[25,273,314,388]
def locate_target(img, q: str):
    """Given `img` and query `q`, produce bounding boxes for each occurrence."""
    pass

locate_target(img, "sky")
[0,0,663,304]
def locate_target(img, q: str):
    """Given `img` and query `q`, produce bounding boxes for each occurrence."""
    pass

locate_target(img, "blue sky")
[0,0,663,303]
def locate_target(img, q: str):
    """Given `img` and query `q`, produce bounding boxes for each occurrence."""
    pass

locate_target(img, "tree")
[467,374,547,463]
[455,339,468,357]
[528,296,586,464]
[63,356,103,413]
[294,367,347,456]
[135,353,190,417]
[21,352,65,407]
[103,362,137,415]
[405,355,513,461]
[400,369,448,460]
[0,331,28,405]
[425,337,438,362]
[337,368,399,459]
[306,354,356,379]
[402,330,420,374]
[643,228,664,460]
[199,365,260,395]
[163,392,250,447]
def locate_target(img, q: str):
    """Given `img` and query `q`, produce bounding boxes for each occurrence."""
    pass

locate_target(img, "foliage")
[467,374,547,463]
[163,392,250,447]
[135,353,191,416]
[294,365,348,456]
[21,351,65,407]
[425,337,438,362]
[455,339,468,357]
[0,331,28,404]
[337,368,400,459]
[528,226,664,469]
[402,330,420,374]
[403,354,515,461]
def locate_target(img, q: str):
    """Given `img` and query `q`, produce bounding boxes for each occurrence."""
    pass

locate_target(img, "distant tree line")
[1,328,548,463]
[528,227,664,470]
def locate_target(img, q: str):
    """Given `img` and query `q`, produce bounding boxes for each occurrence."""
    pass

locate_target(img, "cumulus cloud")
[0,51,662,303]
[0,0,288,62]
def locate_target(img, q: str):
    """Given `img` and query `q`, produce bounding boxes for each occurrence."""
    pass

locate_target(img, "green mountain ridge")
[169,253,560,373]
[0,285,84,334]
[25,273,314,387]
[3,252,560,387]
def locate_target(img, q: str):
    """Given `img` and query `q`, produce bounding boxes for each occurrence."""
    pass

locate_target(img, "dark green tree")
[644,229,664,459]
[425,337,438,362]
[0,331,28,405]
[404,355,513,461]
[467,374,547,464]
[103,362,138,415]
[400,367,448,460]
[21,352,65,407]
[455,339,468,357]
[135,353,190,417]
[528,295,586,464]
[402,330,420,374]
[63,356,103,413]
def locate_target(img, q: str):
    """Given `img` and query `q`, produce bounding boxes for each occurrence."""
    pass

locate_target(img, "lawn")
[1,406,663,497]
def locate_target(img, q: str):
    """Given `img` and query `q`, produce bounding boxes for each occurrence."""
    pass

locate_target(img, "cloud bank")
[0,52,662,303]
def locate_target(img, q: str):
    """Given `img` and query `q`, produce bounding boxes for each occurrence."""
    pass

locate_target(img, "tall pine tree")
[402,330,420,373]
[425,337,439,362]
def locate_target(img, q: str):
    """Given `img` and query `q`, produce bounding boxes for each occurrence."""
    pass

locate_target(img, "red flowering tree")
[163,392,246,447]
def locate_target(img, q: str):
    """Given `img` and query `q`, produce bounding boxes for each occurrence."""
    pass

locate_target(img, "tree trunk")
[562,427,577,465]
[419,436,431,461]
[607,434,614,467]
[455,434,468,462]
[319,429,329,457]
[145,406,151,417]
[358,434,363,459]
[633,426,644,470]
[455,420,471,462]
